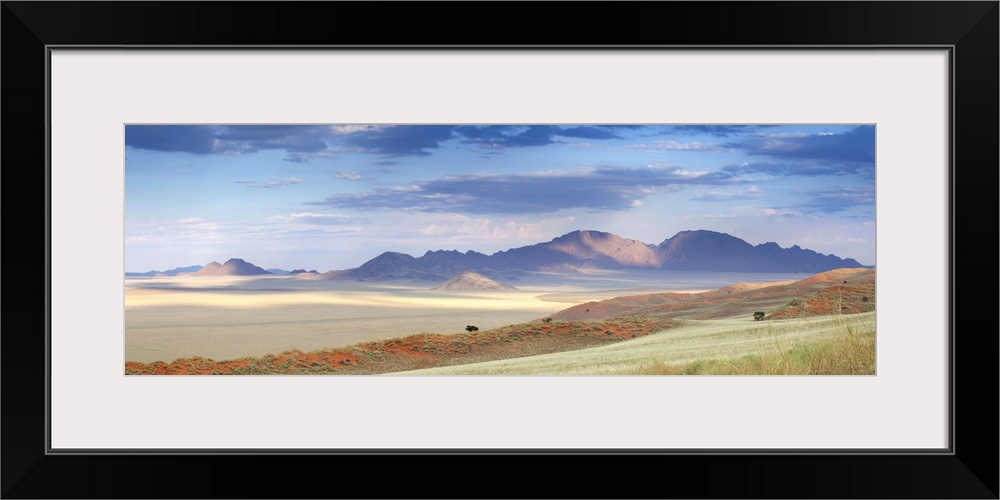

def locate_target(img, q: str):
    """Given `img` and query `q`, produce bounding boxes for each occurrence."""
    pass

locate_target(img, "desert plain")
[125,269,808,363]
[124,267,875,375]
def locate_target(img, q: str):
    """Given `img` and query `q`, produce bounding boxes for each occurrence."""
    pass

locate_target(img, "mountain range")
[126,230,865,279]
[314,230,863,281]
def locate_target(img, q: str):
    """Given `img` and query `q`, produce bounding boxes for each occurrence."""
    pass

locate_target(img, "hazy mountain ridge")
[656,230,863,272]
[127,230,864,280]
[316,229,863,281]
[126,265,203,277]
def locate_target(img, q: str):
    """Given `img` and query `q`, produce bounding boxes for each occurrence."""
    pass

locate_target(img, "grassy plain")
[397,312,874,375]
[124,269,874,375]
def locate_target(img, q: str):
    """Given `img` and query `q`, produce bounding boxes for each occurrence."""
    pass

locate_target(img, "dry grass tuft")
[631,318,875,375]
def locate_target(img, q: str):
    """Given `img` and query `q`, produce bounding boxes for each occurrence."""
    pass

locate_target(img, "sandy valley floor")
[124,270,810,363]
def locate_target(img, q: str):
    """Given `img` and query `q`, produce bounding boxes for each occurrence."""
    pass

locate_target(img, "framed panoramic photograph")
[122,123,877,377]
[4,2,997,499]
[55,50,944,452]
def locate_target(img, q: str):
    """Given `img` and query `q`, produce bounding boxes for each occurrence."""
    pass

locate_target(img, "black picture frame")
[3,2,996,498]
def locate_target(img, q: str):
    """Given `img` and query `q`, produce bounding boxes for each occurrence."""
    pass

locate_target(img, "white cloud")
[628,140,722,152]
[289,212,346,220]
[263,177,304,188]
[418,224,448,236]
[761,208,803,217]
[127,219,223,245]
[265,212,351,225]
[417,214,576,243]
[330,125,386,135]
[692,186,763,202]
[759,132,810,139]
[729,207,803,218]
[672,168,710,177]
[336,172,361,181]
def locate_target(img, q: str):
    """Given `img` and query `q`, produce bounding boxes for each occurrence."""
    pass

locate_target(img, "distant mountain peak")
[542,229,660,269]
[557,229,609,238]
[663,229,746,243]
[552,229,633,245]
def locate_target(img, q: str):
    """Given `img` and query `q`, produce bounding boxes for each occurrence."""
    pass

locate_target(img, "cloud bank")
[314,166,743,214]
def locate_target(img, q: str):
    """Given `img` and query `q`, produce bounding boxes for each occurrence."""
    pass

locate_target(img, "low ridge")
[431,270,518,291]
[192,258,271,276]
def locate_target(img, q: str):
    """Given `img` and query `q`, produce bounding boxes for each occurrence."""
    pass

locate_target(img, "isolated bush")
[753,312,766,321]
[465,325,479,332]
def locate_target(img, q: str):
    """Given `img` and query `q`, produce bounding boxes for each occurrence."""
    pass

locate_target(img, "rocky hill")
[192,258,271,276]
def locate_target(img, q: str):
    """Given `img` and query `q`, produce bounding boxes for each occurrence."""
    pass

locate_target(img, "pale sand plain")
[124,270,811,363]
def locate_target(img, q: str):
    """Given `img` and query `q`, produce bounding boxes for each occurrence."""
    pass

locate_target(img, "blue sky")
[125,124,876,271]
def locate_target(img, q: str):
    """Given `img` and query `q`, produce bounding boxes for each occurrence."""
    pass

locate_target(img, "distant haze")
[126,124,875,271]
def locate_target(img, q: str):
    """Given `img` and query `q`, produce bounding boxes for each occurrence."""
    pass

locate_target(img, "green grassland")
[395,312,875,375]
